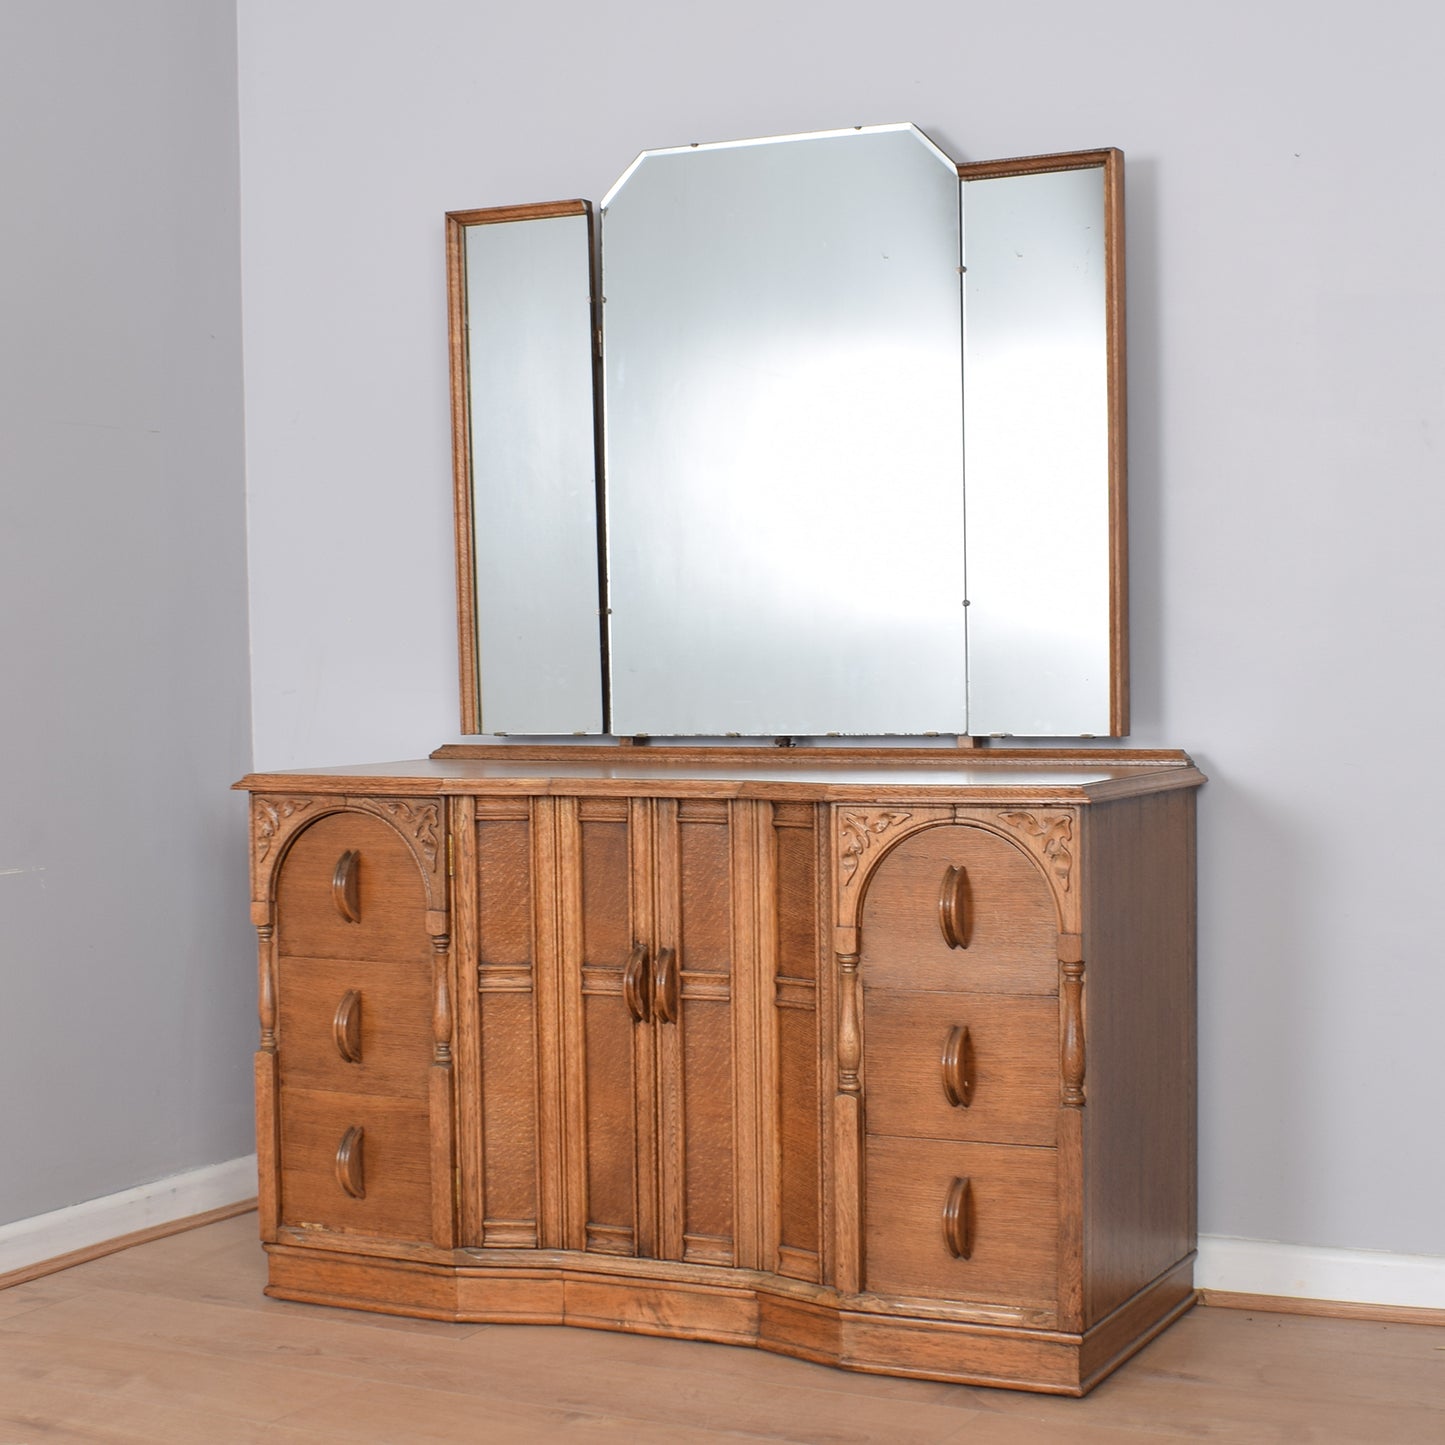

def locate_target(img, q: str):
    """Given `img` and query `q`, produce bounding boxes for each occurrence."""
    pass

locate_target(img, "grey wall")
[0,2,254,1223]
[236,2,1445,1258]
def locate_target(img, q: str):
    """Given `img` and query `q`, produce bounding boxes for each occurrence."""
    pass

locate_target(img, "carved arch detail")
[834,807,951,931]
[249,794,448,924]
[834,804,1080,935]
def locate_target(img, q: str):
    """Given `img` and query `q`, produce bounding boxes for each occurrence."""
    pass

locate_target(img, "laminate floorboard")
[0,1213,1440,1443]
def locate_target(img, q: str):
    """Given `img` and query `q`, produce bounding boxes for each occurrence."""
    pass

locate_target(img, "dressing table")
[237,126,1202,1395]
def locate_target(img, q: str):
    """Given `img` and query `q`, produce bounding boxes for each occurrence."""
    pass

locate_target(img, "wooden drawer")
[864,1135,1058,1309]
[278,1089,434,1241]
[864,988,1057,1147]
[275,810,430,964]
[276,956,432,1101]
[860,823,1058,995]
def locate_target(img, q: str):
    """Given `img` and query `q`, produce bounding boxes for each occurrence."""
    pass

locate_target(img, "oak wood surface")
[864,1136,1060,1311]
[276,958,432,1100]
[1080,789,1198,1326]
[242,746,1206,805]
[240,755,1203,1395]
[863,989,1058,1146]
[274,811,430,964]
[857,822,1061,994]
[277,1091,433,1241]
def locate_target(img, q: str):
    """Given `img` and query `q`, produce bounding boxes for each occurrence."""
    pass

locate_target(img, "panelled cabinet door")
[557,796,742,1265]
[560,797,657,1257]
[272,810,442,1243]
[859,820,1063,1315]
[653,799,739,1267]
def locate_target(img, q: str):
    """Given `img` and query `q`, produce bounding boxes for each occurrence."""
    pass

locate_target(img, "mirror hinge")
[447,833,455,877]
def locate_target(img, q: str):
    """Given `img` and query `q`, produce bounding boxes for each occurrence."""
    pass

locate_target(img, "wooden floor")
[1,1214,1441,1442]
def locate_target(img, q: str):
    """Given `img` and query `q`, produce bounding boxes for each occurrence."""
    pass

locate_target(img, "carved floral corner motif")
[838,809,914,888]
[998,810,1075,893]
[364,798,442,873]
[254,796,314,863]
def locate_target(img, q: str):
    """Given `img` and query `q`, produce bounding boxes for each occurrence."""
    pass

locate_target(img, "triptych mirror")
[447,125,1127,740]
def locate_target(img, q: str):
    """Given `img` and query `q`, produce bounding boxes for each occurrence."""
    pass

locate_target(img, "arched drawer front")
[275,811,431,964]
[860,823,1058,996]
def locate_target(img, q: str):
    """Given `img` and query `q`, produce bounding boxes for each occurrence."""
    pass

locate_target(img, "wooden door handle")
[941,1025,974,1107]
[333,989,363,1063]
[623,943,651,1022]
[333,849,361,923]
[653,948,679,1024]
[938,865,968,949]
[335,1125,365,1199]
[943,1176,973,1259]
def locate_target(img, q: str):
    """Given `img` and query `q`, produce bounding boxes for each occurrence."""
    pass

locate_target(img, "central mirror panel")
[601,126,967,737]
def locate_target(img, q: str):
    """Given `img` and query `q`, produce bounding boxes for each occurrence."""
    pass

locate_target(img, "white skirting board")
[0,1156,257,1277]
[1198,1234,1445,1310]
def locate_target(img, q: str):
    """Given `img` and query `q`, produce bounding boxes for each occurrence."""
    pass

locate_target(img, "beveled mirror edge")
[600,122,956,211]
[956,147,1128,736]
[445,199,595,735]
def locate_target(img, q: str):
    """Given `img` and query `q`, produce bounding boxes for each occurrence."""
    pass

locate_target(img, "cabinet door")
[653,799,739,1267]
[560,797,658,1257]
[557,796,745,1267]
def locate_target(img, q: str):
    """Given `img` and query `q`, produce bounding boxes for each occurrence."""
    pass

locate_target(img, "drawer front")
[864,988,1058,1146]
[276,957,433,1101]
[278,1089,433,1241]
[860,823,1058,995]
[275,811,430,964]
[864,1135,1058,1308]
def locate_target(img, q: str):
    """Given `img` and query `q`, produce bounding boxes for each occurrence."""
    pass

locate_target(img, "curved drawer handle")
[335,1125,365,1199]
[333,989,363,1064]
[941,1025,974,1108]
[653,948,679,1024]
[333,849,362,923]
[623,943,651,1023]
[943,1176,973,1260]
[938,864,968,949]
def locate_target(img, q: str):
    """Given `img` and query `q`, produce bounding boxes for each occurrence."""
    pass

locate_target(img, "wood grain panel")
[473,809,538,1247]
[773,805,821,1278]
[276,812,429,963]
[864,1136,1058,1311]
[579,813,631,964]
[774,808,819,982]
[863,988,1057,1146]
[677,810,732,970]
[276,957,431,1100]
[581,994,640,1254]
[659,805,735,1263]
[1080,788,1197,1326]
[860,824,1058,995]
[475,816,532,964]
[679,996,734,1257]
[479,990,538,1246]
[278,1091,432,1242]
[776,1003,820,1274]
